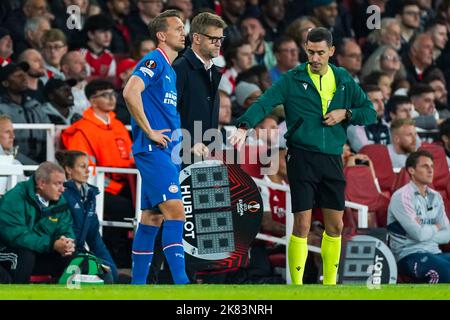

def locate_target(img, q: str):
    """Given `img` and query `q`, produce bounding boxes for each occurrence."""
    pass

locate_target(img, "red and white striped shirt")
[80,48,116,78]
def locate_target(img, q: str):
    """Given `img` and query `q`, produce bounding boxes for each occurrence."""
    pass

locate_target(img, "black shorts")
[286,147,346,212]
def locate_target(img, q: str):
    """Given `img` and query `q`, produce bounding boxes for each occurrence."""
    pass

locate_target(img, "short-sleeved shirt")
[130,48,181,155]
[307,64,336,116]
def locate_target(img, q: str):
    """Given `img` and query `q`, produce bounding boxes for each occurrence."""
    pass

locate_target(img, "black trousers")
[0,247,71,284]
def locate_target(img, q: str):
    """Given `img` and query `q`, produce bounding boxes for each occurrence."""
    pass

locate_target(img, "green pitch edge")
[0,284,449,300]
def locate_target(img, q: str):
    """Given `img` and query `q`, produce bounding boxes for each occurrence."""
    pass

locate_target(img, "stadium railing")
[4,163,369,284]
[9,124,373,283]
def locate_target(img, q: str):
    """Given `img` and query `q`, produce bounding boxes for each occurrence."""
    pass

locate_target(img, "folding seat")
[237,144,269,179]
[391,167,410,193]
[359,144,396,197]
[418,143,450,193]
[344,165,390,227]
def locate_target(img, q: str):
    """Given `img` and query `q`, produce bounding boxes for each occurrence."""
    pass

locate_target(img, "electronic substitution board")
[180,160,263,271]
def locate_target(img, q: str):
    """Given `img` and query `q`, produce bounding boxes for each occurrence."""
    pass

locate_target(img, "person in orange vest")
[61,78,135,269]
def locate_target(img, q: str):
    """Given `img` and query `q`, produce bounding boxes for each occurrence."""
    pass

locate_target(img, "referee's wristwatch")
[345,108,352,122]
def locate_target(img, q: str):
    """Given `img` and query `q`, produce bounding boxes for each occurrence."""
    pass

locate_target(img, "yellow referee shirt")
[307,64,336,116]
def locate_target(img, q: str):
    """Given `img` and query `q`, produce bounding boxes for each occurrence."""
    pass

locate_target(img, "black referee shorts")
[286,147,346,213]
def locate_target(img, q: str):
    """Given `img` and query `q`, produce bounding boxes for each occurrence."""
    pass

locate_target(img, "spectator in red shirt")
[80,14,116,79]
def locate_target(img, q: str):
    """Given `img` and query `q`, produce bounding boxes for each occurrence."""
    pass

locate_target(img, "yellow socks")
[321,231,341,285]
[288,235,308,285]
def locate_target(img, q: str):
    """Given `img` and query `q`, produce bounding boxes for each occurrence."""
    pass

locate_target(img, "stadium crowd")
[0,0,449,284]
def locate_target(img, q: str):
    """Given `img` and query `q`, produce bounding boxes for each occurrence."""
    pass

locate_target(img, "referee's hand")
[192,143,209,157]
[148,129,172,148]
[323,109,346,126]
[229,128,247,150]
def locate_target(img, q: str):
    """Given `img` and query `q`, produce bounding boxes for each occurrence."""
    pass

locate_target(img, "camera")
[355,159,370,166]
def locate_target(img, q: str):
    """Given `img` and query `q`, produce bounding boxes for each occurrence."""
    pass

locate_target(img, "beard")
[28,69,46,78]
[435,99,448,111]
[399,143,416,154]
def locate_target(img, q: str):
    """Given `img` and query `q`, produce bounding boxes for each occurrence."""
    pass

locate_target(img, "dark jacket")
[63,180,118,281]
[173,48,222,146]
[110,20,130,54]
[402,51,434,84]
[1,8,27,58]
[125,11,149,42]
[0,177,74,253]
[0,92,50,163]
[237,63,376,155]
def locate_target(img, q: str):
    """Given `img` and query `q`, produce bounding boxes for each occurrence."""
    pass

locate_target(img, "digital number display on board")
[339,235,397,285]
[180,160,263,271]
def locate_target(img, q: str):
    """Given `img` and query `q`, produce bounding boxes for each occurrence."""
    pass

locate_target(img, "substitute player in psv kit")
[123,10,189,285]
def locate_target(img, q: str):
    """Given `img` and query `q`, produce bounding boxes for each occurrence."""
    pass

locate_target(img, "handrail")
[3,164,369,284]
[252,177,369,228]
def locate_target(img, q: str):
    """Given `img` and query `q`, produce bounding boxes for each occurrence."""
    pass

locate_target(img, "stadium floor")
[0,284,449,300]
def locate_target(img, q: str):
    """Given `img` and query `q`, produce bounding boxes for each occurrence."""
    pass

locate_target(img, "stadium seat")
[237,144,269,179]
[30,275,53,284]
[359,144,396,196]
[344,165,390,227]
[418,143,450,192]
[391,167,410,193]
[268,253,285,268]
[396,273,416,284]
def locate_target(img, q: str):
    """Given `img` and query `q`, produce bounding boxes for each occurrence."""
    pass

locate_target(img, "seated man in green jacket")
[0,162,75,283]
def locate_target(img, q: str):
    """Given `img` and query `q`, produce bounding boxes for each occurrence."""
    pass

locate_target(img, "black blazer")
[173,48,222,146]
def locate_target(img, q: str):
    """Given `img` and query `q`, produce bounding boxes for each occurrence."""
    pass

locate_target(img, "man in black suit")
[173,11,226,161]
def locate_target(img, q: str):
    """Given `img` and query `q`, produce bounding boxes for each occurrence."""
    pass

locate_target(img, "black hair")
[399,0,420,14]
[363,71,389,86]
[361,84,381,94]
[386,95,412,114]
[439,118,450,140]
[335,38,356,56]
[84,14,114,33]
[223,39,251,68]
[236,65,268,84]
[408,83,434,98]
[85,79,115,99]
[405,149,434,170]
[273,36,297,53]
[306,27,333,47]
[55,150,87,172]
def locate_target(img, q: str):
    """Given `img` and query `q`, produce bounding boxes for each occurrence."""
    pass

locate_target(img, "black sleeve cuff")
[237,123,249,130]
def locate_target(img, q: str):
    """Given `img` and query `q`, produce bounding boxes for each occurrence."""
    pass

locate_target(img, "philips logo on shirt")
[164,91,177,107]
[139,66,154,77]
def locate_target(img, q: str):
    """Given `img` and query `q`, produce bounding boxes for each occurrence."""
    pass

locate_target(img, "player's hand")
[229,128,248,150]
[192,143,209,157]
[323,109,346,126]
[148,129,172,148]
